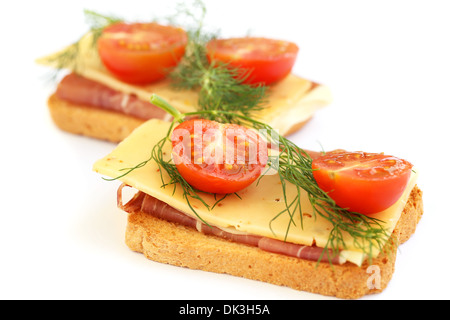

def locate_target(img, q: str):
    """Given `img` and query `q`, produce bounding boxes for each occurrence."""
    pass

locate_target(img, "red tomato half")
[312,151,413,215]
[171,119,268,194]
[206,37,299,85]
[97,22,187,84]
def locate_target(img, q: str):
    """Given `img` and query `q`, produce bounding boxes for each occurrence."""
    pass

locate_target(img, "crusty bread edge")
[47,94,145,143]
[47,94,312,142]
[124,185,423,299]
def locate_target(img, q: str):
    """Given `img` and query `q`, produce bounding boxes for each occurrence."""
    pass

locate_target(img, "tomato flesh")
[312,151,413,215]
[171,119,268,194]
[206,37,299,85]
[97,22,187,84]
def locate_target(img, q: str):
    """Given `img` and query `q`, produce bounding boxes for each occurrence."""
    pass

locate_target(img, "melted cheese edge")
[36,32,332,136]
[93,119,418,266]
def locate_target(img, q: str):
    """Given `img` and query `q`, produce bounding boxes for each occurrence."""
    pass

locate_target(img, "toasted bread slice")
[123,186,423,299]
[47,94,145,142]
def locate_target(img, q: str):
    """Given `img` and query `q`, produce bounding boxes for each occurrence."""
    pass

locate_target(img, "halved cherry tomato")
[171,119,268,194]
[97,22,187,84]
[206,37,299,85]
[312,151,413,215]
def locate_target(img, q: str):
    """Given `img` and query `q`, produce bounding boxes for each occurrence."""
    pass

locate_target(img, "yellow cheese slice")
[36,32,332,136]
[93,119,418,266]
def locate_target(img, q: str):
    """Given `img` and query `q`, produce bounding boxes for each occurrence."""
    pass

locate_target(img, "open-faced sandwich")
[36,9,332,142]
[93,95,423,299]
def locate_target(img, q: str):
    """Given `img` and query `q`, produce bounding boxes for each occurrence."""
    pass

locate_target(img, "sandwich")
[93,95,423,299]
[36,10,332,142]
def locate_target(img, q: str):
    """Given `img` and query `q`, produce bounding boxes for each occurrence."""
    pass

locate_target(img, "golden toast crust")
[124,186,423,299]
[48,94,145,142]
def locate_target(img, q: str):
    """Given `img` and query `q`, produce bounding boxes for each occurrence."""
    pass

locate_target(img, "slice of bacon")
[55,73,169,120]
[118,184,344,264]
[142,192,198,230]
[139,190,262,247]
[258,237,342,264]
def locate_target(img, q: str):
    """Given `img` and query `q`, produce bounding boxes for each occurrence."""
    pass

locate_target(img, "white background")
[1,0,449,300]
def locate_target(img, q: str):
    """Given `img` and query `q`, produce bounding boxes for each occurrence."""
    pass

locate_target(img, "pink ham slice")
[258,237,342,264]
[55,73,168,120]
[118,184,343,264]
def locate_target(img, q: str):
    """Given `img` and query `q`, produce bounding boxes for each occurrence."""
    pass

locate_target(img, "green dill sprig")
[168,1,267,123]
[171,53,268,123]
[41,10,122,79]
[107,94,392,264]
[83,10,122,46]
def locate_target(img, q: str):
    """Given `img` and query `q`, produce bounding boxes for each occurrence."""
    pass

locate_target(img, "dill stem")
[150,94,184,123]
